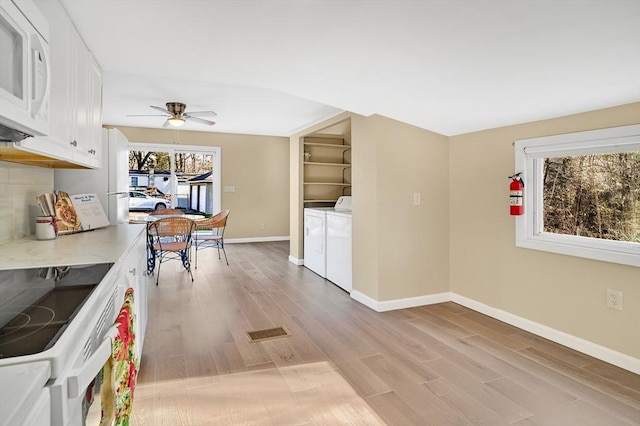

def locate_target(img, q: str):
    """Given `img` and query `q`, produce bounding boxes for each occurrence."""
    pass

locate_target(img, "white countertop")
[0,224,146,270]
[0,361,50,425]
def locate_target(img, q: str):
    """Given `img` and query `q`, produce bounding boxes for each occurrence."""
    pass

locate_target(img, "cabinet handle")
[70,140,78,147]
[88,149,96,155]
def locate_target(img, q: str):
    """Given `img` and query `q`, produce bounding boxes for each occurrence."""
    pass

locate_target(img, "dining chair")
[147,216,196,285]
[193,210,230,268]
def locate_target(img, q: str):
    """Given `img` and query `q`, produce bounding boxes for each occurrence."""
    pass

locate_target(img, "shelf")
[304,142,351,151]
[302,134,351,210]
[304,162,351,168]
[304,182,351,186]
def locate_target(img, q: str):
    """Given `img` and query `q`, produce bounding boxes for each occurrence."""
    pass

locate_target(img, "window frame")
[514,124,640,268]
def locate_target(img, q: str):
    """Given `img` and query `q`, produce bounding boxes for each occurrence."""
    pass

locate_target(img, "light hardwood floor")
[132,241,640,425]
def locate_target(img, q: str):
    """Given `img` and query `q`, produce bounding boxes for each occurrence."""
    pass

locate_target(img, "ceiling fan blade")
[185,110,217,117]
[150,105,171,114]
[126,114,169,117]
[186,116,216,126]
[162,120,171,128]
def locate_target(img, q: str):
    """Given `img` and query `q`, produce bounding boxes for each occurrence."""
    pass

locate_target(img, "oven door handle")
[67,327,118,399]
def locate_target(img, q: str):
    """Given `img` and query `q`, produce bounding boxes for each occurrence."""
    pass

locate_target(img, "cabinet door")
[69,31,89,164]
[69,31,102,168]
[85,55,103,167]
[120,233,148,359]
[27,0,73,159]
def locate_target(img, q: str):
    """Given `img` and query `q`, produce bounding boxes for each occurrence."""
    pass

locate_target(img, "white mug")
[35,216,58,240]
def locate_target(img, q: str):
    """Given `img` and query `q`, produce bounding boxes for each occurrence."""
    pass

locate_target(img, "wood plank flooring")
[131,241,640,425]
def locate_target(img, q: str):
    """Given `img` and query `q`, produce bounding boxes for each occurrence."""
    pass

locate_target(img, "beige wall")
[352,115,450,300]
[116,126,290,240]
[0,162,54,245]
[449,103,640,358]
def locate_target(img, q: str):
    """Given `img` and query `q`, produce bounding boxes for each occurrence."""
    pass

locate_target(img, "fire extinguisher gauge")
[508,173,523,186]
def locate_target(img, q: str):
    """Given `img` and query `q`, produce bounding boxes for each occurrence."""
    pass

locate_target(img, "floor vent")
[247,326,290,343]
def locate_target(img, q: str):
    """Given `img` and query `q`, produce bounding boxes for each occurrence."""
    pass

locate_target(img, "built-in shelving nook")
[303,131,351,207]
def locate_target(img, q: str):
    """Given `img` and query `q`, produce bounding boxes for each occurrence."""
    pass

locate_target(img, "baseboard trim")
[350,289,639,373]
[450,293,640,375]
[225,236,289,244]
[350,290,380,311]
[350,290,450,312]
[289,255,304,266]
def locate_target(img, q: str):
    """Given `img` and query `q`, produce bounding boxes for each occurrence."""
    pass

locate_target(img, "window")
[127,143,220,219]
[514,124,640,267]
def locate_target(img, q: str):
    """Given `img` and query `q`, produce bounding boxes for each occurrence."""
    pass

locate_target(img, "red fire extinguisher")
[509,173,524,215]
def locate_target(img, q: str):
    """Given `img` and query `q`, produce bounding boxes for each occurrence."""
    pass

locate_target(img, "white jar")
[35,216,57,240]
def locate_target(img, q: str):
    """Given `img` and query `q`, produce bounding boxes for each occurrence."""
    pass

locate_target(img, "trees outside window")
[543,153,639,243]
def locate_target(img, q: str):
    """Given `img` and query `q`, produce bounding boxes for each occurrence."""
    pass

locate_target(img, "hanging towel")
[100,288,138,426]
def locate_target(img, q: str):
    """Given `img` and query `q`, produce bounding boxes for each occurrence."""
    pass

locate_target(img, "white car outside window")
[128,191,171,211]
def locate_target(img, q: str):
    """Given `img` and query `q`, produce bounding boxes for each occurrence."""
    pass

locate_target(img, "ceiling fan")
[127,102,217,127]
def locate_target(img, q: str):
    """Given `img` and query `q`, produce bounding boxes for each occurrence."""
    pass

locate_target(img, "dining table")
[129,214,206,224]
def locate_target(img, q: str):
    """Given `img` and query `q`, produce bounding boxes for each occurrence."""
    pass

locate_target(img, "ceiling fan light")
[167,116,185,127]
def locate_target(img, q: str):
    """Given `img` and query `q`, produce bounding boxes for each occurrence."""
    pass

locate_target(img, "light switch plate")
[224,185,236,193]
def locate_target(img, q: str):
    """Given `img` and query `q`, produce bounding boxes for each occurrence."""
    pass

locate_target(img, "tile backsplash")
[0,161,54,245]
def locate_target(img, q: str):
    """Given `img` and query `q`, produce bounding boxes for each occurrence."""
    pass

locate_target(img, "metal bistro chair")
[147,216,196,285]
[193,210,230,268]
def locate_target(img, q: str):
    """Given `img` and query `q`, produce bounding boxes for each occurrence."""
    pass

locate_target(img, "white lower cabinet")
[22,388,50,426]
[117,229,149,360]
[0,362,51,426]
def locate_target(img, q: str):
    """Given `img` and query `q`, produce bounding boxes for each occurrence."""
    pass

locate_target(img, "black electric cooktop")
[0,263,112,359]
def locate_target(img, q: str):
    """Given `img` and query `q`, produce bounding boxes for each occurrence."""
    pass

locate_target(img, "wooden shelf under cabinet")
[303,142,351,151]
[304,162,351,168]
[303,182,351,186]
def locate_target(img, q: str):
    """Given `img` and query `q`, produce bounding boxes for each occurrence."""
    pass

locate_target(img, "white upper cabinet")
[32,0,103,169]
[69,29,102,168]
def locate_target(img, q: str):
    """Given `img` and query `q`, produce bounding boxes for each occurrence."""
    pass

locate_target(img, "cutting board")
[69,193,110,231]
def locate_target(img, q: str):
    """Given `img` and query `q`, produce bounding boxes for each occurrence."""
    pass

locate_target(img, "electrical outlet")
[606,288,623,311]
[259,223,265,230]
[413,192,421,205]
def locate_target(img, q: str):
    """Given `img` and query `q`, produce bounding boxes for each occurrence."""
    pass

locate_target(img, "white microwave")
[0,0,50,138]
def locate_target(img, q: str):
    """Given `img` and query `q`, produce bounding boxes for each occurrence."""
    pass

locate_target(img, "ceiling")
[60,0,640,137]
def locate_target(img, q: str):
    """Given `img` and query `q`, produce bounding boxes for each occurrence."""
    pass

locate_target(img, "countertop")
[0,224,146,270]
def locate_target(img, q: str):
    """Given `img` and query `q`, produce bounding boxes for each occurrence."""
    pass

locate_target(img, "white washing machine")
[303,208,331,277]
[326,210,352,292]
